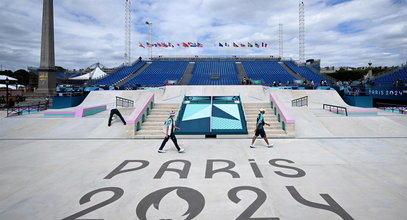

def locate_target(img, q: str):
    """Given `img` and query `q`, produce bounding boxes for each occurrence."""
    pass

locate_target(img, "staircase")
[115,62,151,86]
[178,62,195,85]
[236,62,249,84]
[278,62,305,81]
[243,103,289,137]
[134,103,180,139]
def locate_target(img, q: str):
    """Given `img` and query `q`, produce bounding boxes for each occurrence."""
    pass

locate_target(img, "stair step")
[246,121,281,127]
[246,114,274,117]
[153,103,179,108]
[244,107,271,109]
[245,109,273,112]
[151,108,178,111]
[137,130,163,135]
[146,118,172,122]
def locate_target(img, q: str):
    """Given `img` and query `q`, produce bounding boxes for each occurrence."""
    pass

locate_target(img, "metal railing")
[376,102,407,114]
[116,96,134,108]
[323,104,348,116]
[292,96,308,107]
[5,102,48,117]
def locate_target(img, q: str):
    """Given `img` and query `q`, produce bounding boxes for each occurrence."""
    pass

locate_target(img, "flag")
[177,43,180,47]
[240,43,246,47]
[162,43,168,47]
[226,43,230,47]
[138,42,145,48]
[255,42,260,48]
[262,42,264,47]
[154,44,158,47]
[219,43,223,47]
[190,42,197,47]
[233,42,239,47]
[197,42,203,47]
[157,43,162,47]
[182,42,189,47]
[248,42,253,47]
[146,42,153,47]
[265,43,268,48]
[168,42,171,47]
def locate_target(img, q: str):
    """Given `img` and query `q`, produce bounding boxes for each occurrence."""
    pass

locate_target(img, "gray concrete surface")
[0,138,406,219]
[0,87,406,219]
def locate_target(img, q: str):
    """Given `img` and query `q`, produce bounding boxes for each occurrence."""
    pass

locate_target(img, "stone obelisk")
[37,0,56,94]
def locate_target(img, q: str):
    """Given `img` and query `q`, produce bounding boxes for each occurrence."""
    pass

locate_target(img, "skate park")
[1,0,407,219]
[0,85,406,219]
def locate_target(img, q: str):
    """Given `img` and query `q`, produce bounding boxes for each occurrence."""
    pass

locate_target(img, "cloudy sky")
[0,0,406,71]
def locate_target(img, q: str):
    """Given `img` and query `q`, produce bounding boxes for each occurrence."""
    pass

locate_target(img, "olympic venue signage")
[367,86,407,100]
[62,158,354,220]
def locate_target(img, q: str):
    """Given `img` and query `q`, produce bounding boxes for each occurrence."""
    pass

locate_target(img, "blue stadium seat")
[124,61,189,86]
[92,61,146,86]
[284,61,326,83]
[189,61,239,85]
[373,67,407,86]
[242,61,296,85]
[56,72,81,80]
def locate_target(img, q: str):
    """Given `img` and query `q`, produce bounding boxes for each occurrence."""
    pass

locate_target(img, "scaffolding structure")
[299,1,305,63]
[124,0,131,66]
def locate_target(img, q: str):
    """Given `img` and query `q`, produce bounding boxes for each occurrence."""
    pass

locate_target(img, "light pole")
[145,21,152,59]
[5,77,9,109]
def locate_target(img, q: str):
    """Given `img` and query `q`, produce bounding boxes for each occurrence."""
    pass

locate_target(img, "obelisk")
[37,0,56,94]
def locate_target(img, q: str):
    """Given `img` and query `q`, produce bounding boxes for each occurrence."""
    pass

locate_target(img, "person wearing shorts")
[250,108,273,148]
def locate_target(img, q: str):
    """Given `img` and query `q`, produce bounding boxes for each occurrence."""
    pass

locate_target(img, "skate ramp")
[2,87,406,139]
[0,107,135,139]
[270,89,407,138]
[76,90,164,109]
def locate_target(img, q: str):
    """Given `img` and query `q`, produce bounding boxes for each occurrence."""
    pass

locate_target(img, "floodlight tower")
[124,0,131,66]
[299,1,305,63]
[279,23,283,58]
[145,21,152,59]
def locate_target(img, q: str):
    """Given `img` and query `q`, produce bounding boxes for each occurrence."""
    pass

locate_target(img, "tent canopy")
[69,66,107,80]
[0,84,21,90]
[0,75,18,81]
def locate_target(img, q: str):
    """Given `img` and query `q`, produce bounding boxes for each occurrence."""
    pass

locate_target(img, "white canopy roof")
[0,84,21,90]
[0,75,18,81]
[69,66,107,80]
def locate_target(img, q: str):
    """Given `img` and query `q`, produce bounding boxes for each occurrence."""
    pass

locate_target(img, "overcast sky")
[0,0,406,71]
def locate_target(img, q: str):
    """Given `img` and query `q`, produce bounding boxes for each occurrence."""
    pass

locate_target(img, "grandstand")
[124,61,189,86]
[55,72,80,83]
[373,66,407,86]
[91,61,146,86]
[242,60,297,85]
[189,61,240,85]
[79,58,335,87]
[284,61,326,83]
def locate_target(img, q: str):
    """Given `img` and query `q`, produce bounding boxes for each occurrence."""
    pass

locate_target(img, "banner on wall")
[367,86,407,100]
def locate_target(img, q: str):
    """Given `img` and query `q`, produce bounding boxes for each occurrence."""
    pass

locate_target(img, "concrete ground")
[0,87,406,219]
[0,138,406,219]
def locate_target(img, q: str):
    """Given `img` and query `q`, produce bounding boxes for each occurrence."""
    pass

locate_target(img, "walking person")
[250,108,273,148]
[158,111,185,153]
[108,108,127,126]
